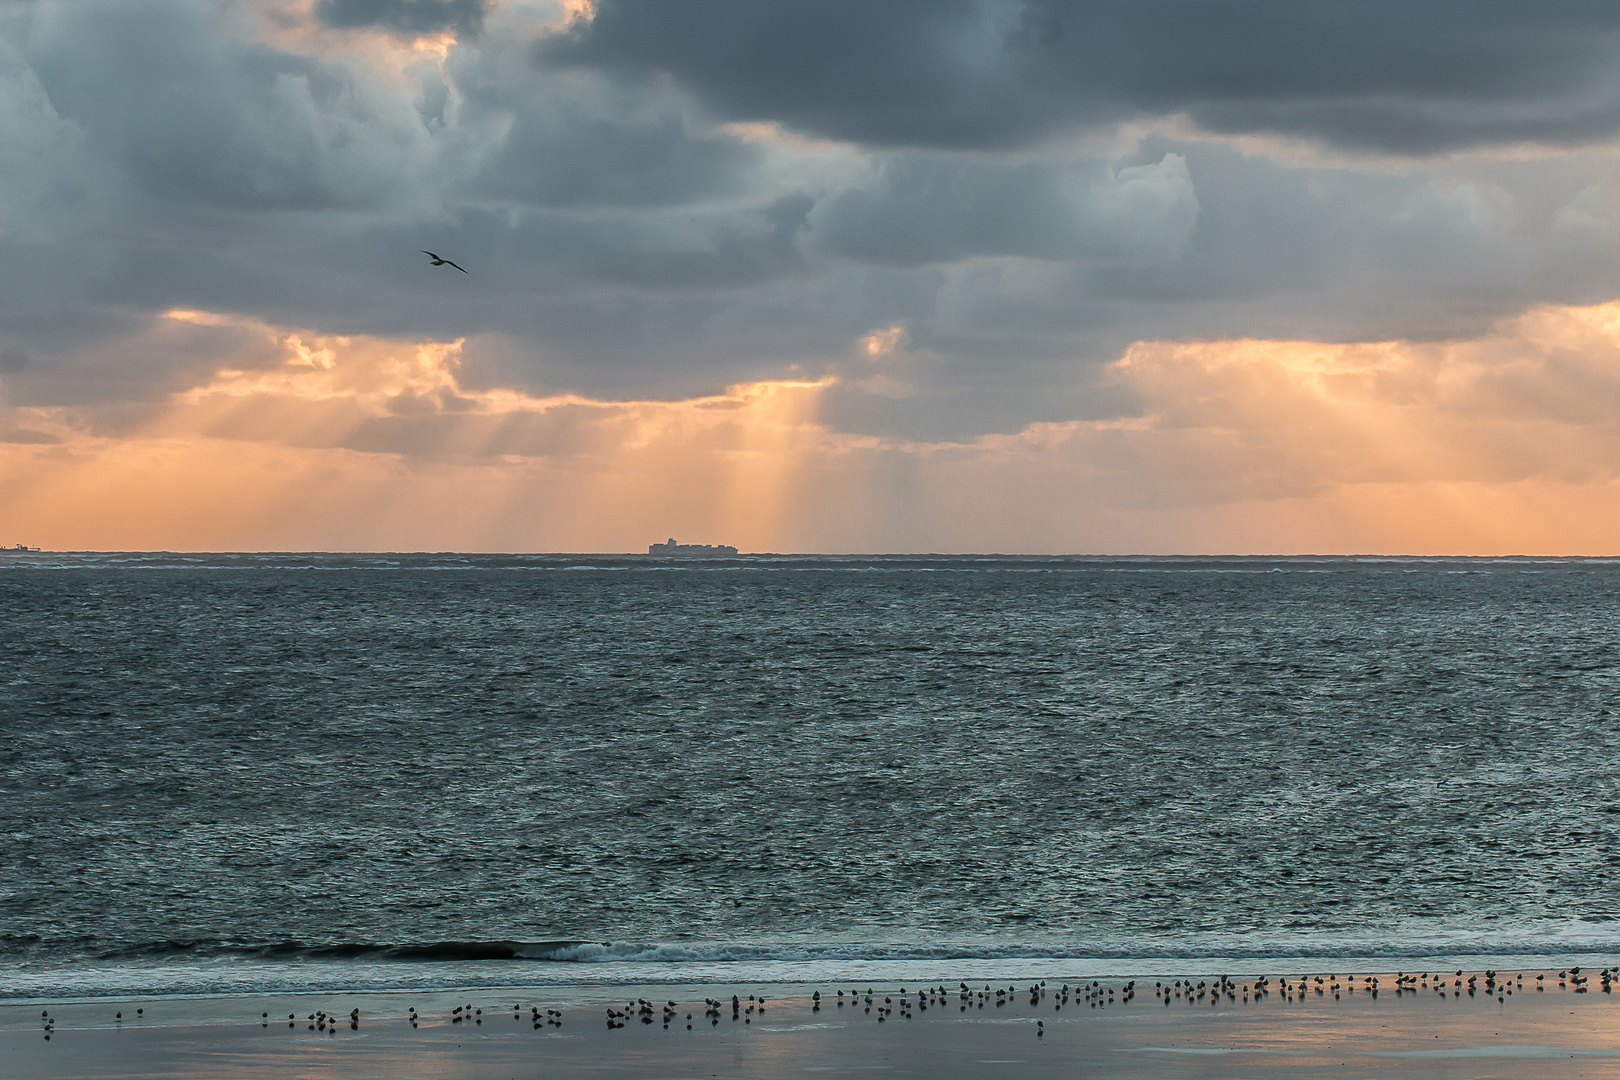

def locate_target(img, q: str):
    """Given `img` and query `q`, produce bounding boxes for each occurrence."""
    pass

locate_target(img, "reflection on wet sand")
[3,967,1617,1080]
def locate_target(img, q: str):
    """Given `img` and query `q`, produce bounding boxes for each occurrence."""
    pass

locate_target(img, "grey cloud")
[13,0,1620,453]
[0,346,26,373]
[476,110,756,208]
[420,196,810,295]
[448,50,763,209]
[1119,138,1620,339]
[578,191,812,289]
[13,197,820,403]
[25,2,434,213]
[860,137,1620,357]
[545,0,1620,154]
[0,310,290,410]
[812,153,1197,266]
[540,1,1036,149]
[800,134,1620,439]
[314,0,488,37]
[3,0,803,353]
[451,263,945,398]
[0,426,60,445]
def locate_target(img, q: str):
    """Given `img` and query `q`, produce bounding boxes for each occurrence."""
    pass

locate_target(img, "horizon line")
[8,549,1620,560]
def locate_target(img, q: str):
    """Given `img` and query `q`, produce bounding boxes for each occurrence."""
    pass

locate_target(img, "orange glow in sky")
[4,303,1620,553]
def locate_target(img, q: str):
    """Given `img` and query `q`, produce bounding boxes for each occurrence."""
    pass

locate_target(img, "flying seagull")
[421,250,468,273]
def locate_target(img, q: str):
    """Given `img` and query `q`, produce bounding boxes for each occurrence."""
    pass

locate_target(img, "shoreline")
[6,948,1620,1004]
[5,968,1616,1079]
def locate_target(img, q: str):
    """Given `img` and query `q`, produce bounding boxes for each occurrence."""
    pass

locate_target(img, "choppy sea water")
[1,553,1617,1000]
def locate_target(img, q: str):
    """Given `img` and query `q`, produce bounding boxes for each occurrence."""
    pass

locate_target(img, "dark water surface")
[2,553,1617,996]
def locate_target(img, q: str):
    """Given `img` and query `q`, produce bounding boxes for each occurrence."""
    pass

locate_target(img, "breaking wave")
[28,931,1617,967]
[6,933,1617,1002]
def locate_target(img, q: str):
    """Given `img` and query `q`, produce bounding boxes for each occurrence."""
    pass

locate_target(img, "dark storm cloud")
[314,0,488,38]
[811,153,1197,266]
[544,0,1620,154]
[540,0,1023,148]
[442,193,813,293]
[9,0,1620,449]
[4,312,291,411]
[895,137,1620,352]
[0,426,58,444]
[471,107,758,209]
[25,2,429,214]
[446,45,764,209]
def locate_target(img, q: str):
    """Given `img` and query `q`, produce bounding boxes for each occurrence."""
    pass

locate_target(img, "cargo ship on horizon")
[648,538,739,557]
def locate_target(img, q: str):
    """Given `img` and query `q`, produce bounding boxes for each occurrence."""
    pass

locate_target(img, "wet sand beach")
[5,969,1617,1080]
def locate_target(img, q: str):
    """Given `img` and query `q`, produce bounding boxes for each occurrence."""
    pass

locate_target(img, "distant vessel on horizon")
[5,544,40,552]
[648,538,739,557]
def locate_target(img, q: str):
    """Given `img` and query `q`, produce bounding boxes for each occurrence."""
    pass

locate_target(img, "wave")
[58,939,597,963]
[5,935,1617,1002]
[40,932,1620,967]
[517,935,1620,964]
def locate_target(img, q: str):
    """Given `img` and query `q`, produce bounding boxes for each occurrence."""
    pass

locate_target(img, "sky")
[5,0,1620,553]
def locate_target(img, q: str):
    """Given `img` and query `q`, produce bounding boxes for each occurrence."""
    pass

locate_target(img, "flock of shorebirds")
[1143,967,1616,1006]
[29,968,1618,1042]
[590,966,1617,1034]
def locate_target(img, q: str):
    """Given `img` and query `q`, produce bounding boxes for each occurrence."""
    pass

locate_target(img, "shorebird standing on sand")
[421,250,468,273]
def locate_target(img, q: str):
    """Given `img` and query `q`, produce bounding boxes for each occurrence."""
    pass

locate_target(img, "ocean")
[1,553,1616,1000]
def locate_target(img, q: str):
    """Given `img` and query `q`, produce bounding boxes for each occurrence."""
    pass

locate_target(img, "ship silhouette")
[648,537,738,557]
